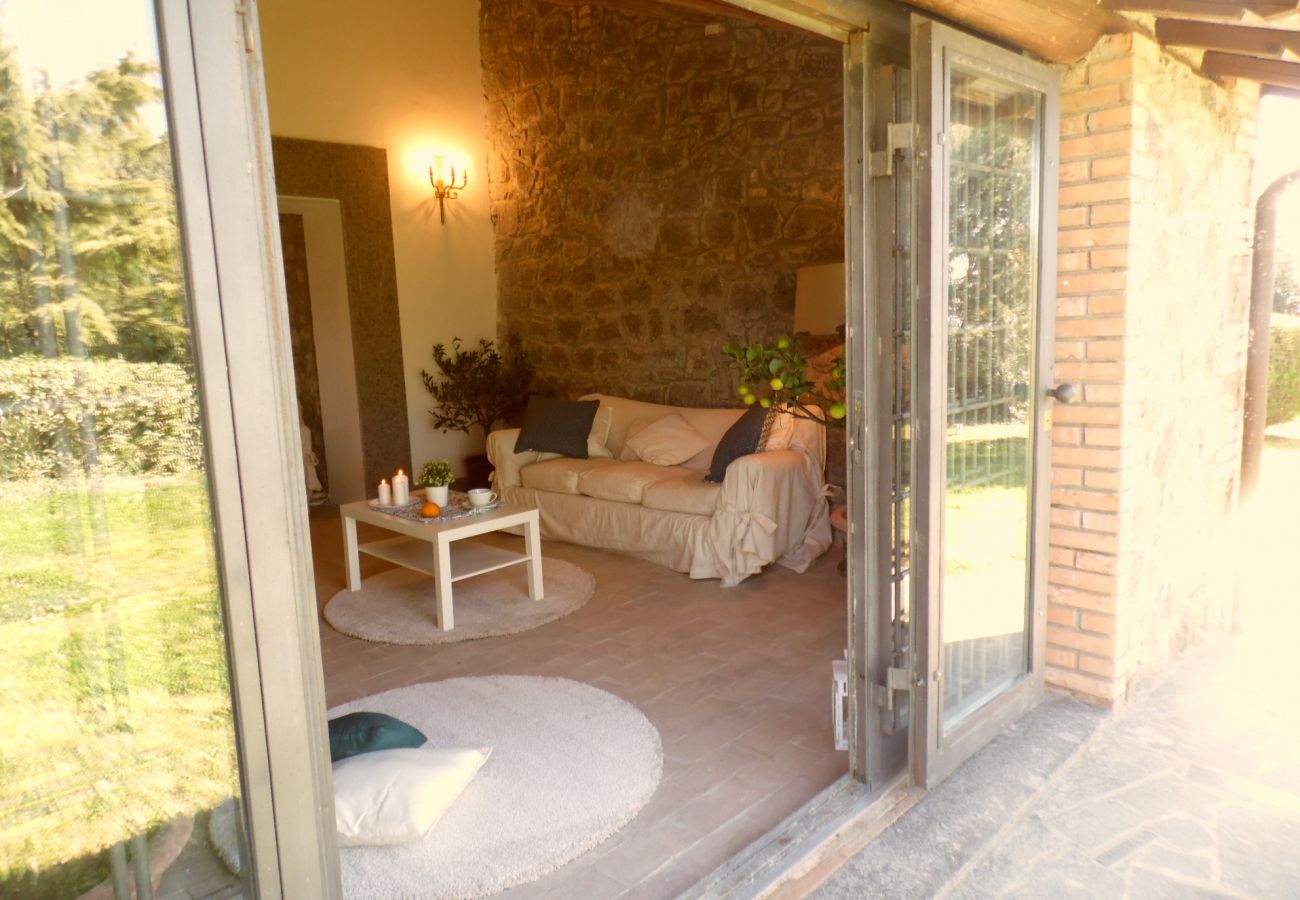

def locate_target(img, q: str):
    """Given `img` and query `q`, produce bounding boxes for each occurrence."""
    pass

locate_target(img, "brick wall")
[479,0,843,406]
[1048,33,1257,704]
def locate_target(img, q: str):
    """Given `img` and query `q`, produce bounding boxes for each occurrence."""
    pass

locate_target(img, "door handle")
[1047,383,1078,404]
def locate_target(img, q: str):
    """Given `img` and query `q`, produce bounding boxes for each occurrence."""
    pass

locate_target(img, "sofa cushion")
[705,405,771,483]
[618,415,720,472]
[536,402,614,462]
[577,461,691,504]
[624,413,712,466]
[521,457,614,494]
[642,474,722,517]
[580,394,744,460]
[618,418,652,462]
[514,398,599,458]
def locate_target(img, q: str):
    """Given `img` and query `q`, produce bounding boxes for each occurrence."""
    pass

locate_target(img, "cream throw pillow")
[333,746,491,846]
[624,413,712,466]
[618,418,651,461]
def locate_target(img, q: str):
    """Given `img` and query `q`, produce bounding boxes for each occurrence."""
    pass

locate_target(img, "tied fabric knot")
[720,502,778,555]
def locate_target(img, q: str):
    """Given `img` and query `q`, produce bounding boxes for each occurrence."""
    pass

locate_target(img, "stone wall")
[1121,35,1254,684]
[479,0,844,406]
[1048,33,1256,705]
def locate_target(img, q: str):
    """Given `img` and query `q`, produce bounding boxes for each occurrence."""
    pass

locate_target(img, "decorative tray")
[371,490,501,523]
[368,498,421,512]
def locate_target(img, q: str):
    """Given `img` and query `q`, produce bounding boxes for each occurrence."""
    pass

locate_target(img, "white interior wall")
[278,195,367,503]
[257,0,497,476]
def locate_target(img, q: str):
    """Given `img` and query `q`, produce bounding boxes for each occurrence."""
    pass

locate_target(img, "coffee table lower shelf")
[358,537,529,583]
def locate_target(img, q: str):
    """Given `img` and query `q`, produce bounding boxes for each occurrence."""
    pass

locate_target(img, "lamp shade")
[794,262,846,335]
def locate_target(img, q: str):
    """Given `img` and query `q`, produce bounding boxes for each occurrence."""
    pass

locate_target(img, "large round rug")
[210,676,662,899]
[323,557,594,644]
[331,676,662,897]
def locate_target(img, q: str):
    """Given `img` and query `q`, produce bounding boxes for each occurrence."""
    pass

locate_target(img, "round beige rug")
[323,557,594,645]
[208,676,663,899]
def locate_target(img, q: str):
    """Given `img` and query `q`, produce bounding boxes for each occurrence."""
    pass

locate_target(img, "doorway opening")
[257,1,858,896]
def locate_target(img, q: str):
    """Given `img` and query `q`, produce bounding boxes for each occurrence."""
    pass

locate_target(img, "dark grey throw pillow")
[704,405,771,483]
[513,398,599,458]
[328,712,427,762]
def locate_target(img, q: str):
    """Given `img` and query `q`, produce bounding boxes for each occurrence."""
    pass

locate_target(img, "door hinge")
[236,2,256,54]
[869,121,913,178]
[872,665,912,711]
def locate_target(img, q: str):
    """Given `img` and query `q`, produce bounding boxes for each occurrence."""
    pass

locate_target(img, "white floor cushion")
[334,747,491,847]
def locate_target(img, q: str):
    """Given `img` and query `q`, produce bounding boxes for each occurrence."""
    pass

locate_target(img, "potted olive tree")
[421,335,534,487]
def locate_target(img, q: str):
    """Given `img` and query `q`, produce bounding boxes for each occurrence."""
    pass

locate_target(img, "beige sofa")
[486,393,832,587]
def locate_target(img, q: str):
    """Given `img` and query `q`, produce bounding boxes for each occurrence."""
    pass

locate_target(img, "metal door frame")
[157,0,342,893]
[909,18,1060,789]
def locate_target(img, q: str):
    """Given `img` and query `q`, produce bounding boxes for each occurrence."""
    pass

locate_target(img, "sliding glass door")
[0,1,340,895]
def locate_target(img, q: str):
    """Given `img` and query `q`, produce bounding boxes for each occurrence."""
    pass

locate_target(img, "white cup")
[467,488,498,508]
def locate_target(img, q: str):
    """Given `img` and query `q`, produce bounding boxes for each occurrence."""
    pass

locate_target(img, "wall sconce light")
[429,155,467,224]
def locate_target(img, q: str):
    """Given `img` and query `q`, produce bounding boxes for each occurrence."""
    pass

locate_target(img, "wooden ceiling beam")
[903,0,1129,63]
[1201,47,1300,84]
[549,0,864,40]
[723,0,871,33]
[545,0,776,26]
[1102,0,1298,20]
[1156,17,1300,56]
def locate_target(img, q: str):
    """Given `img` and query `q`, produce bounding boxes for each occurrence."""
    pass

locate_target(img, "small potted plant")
[418,459,455,505]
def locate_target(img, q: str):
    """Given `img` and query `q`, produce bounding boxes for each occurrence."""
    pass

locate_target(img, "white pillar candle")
[392,469,409,506]
[378,479,392,506]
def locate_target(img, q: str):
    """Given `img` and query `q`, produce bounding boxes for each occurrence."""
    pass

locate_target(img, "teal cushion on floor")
[328,712,427,762]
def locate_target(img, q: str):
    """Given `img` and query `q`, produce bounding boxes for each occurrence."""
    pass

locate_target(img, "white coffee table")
[340,500,543,631]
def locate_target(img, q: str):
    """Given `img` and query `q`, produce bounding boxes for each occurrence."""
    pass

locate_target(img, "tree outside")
[0,23,241,900]
[1274,254,1300,316]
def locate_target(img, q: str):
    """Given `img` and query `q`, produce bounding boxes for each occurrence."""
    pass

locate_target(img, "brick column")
[1047,34,1134,704]
[1046,34,1257,706]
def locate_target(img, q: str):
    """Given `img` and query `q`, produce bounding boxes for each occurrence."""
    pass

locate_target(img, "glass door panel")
[941,71,1039,729]
[0,3,247,896]
[910,19,1059,788]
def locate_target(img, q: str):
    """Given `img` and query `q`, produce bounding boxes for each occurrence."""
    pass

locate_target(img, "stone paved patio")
[814,430,1300,899]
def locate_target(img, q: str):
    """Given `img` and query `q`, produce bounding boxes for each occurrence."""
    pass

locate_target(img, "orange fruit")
[421,502,441,518]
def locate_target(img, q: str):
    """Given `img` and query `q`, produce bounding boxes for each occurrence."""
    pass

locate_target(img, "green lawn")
[0,475,239,889]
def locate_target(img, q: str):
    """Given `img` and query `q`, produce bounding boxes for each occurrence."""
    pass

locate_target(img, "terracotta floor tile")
[592,820,698,888]
[309,516,847,897]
